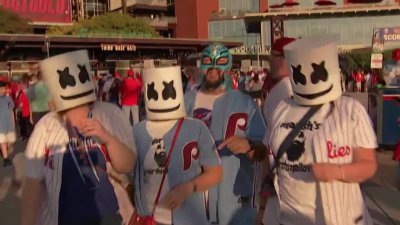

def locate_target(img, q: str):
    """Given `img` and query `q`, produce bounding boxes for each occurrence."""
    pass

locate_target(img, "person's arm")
[218,102,267,161]
[340,148,377,182]
[103,134,135,173]
[78,107,136,173]
[313,100,378,183]
[312,148,377,183]
[162,122,223,209]
[161,164,222,210]
[192,165,222,192]
[29,107,33,124]
[78,121,135,173]
[21,178,44,225]
[22,122,47,225]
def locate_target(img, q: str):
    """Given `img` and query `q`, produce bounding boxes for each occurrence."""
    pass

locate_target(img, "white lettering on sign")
[231,45,272,55]
[100,44,136,51]
[383,34,400,41]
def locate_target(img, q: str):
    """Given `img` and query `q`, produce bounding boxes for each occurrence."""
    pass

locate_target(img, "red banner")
[0,0,72,24]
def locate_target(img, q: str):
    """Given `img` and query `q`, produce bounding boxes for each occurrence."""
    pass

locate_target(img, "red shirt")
[355,72,364,82]
[18,91,30,117]
[120,77,142,106]
[9,82,20,109]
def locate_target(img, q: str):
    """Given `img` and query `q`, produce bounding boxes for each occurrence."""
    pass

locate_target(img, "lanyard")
[66,109,100,185]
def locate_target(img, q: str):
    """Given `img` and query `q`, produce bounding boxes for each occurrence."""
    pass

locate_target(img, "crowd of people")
[344,69,380,93]
[0,35,398,225]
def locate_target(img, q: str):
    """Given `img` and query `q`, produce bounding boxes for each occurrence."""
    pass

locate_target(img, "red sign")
[0,0,72,24]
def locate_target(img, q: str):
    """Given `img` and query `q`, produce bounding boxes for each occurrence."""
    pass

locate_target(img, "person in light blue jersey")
[185,43,267,225]
[133,66,222,225]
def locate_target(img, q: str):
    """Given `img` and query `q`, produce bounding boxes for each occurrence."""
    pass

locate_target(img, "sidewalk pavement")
[364,150,400,225]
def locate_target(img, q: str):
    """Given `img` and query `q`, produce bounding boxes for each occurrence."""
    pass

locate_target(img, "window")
[251,0,259,12]
[219,0,226,10]
[84,0,106,18]
[212,21,223,38]
[226,21,235,37]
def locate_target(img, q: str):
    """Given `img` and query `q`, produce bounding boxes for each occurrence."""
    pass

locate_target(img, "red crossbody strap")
[153,118,184,208]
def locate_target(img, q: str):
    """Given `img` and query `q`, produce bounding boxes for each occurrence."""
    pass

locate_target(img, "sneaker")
[3,158,12,167]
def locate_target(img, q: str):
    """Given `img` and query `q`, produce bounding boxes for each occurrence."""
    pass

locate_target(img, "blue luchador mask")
[200,43,232,72]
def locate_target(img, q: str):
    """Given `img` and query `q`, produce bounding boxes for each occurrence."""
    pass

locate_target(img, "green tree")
[0,6,32,34]
[47,12,160,38]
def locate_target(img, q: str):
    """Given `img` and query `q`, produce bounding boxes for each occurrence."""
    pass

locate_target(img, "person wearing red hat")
[120,69,142,126]
[257,37,296,225]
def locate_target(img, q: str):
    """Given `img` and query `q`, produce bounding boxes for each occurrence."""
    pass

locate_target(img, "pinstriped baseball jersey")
[24,102,135,225]
[133,118,220,225]
[268,96,377,225]
[185,90,267,225]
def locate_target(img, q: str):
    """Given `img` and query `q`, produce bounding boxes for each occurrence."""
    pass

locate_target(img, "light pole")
[45,37,50,58]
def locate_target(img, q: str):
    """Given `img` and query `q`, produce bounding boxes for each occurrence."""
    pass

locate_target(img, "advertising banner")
[374,27,400,42]
[0,0,72,24]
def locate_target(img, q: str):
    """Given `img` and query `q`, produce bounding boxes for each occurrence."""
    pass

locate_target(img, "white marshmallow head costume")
[142,66,186,121]
[40,50,96,112]
[284,36,342,105]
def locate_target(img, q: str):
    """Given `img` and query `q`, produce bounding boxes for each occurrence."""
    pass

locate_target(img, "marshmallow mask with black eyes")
[39,50,96,112]
[284,36,342,106]
[142,66,186,121]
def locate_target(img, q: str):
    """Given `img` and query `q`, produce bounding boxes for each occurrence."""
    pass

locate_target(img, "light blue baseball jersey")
[133,118,220,225]
[0,95,15,134]
[185,90,266,225]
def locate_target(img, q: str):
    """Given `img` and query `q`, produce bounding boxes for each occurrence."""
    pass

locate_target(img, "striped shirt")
[24,102,135,225]
[268,96,377,225]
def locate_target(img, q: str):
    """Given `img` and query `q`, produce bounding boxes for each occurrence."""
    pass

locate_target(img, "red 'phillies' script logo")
[327,141,351,159]
[44,147,54,169]
[182,142,199,171]
[224,113,248,140]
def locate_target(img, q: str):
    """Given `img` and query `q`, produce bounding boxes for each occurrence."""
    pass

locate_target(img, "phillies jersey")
[268,96,377,225]
[185,90,266,225]
[24,102,135,225]
[133,118,221,225]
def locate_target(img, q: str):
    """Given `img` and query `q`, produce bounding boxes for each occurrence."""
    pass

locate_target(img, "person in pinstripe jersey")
[265,36,377,225]
[21,50,136,225]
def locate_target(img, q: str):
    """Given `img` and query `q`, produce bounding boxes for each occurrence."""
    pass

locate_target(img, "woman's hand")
[77,118,113,144]
[161,181,194,210]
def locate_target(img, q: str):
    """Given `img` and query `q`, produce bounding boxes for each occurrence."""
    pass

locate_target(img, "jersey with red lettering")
[185,90,266,225]
[268,95,377,225]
